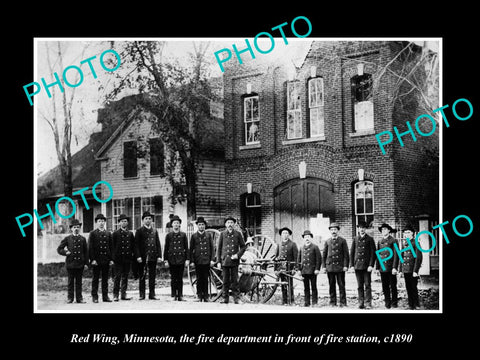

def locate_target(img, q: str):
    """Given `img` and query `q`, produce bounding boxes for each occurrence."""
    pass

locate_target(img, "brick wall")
[223,40,439,246]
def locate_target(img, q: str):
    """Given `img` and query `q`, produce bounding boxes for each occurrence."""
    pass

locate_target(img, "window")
[113,199,125,230]
[354,180,374,229]
[123,141,137,178]
[244,96,259,145]
[149,138,164,176]
[241,193,262,236]
[108,196,163,230]
[142,197,155,215]
[287,81,302,139]
[308,77,324,137]
[245,193,261,208]
[141,196,163,228]
[351,74,374,131]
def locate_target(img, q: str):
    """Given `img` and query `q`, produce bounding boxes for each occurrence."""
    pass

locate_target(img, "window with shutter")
[149,138,164,176]
[125,198,133,230]
[106,201,113,230]
[153,195,163,229]
[134,196,141,229]
[123,141,138,178]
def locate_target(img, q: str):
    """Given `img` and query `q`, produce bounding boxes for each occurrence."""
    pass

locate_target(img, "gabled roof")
[95,108,138,160]
[95,89,225,160]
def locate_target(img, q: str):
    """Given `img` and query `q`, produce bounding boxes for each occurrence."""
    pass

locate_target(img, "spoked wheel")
[187,262,224,301]
[240,235,280,304]
[243,262,280,304]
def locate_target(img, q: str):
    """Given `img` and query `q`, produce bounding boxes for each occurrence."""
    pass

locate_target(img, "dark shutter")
[149,138,164,176]
[124,141,137,178]
[134,197,141,229]
[106,201,112,230]
[153,195,163,229]
[125,198,133,230]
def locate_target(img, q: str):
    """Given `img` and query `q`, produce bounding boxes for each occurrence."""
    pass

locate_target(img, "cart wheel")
[242,262,280,304]
[187,262,223,301]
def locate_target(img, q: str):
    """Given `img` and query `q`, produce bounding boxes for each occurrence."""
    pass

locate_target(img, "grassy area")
[37,276,171,292]
[37,263,171,292]
[38,262,171,278]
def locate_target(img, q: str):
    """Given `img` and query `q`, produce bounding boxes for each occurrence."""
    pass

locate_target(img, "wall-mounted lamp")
[357,63,364,76]
[246,83,252,94]
[299,161,307,179]
[310,66,317,78]
[247,183,253,194]
[358,168,365,181]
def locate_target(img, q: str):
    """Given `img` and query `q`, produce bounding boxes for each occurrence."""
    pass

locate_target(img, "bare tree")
[38,41,88,225]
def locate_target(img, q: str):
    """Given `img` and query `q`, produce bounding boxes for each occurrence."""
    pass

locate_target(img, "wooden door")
[274,178,334,243]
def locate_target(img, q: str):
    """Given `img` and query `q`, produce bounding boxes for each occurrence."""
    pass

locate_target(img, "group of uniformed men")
[57,213,422,310]
[276,221,422,309]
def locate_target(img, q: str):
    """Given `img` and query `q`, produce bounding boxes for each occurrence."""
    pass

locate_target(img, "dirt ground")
[36,271,439,312]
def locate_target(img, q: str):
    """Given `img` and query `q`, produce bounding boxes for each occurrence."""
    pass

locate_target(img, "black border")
[10,6,479,355]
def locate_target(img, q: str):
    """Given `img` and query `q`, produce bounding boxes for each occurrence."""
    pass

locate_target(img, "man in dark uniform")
[57,219,88,304]
[322,222,349,307]
[88,213,113,303]
[134,211,162,300]
[350,221,376,309]
[376,223,400,308]
[164,215,189,301]
[297,230,321,307]
[399,224,423,310]
[189,217,215,302]
[275,227,298,305]
[216,216,246,304]
[112,214,134,301]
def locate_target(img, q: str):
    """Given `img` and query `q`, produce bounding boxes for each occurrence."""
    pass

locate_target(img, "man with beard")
[57,219,88,304]
[88,214,114,303]
[164,215,189,301]
[298,230,321,307]
[216,216,246,304]
[376,223,399,308]
[322,223,349,307]
[399,224,422,310]
[112,214,134,301]
[350,221,376,309]
[275,227,298,305]
[134,211,162,300]
[189,217,215,302]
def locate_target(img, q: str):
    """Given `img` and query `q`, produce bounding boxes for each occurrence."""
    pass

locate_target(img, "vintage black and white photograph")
[33,38,441,314]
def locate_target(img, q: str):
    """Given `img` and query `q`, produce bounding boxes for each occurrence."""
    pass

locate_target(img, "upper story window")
[123,141,137,178]
[244,95,260,145]
[351,73,374,132]
[308,77,325,137]
[287,81,302,139]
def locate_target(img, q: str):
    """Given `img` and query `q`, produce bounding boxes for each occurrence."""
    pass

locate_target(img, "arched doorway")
[274,178,335,243]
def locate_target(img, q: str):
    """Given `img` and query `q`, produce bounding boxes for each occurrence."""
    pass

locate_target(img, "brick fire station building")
[222,40,439,273]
